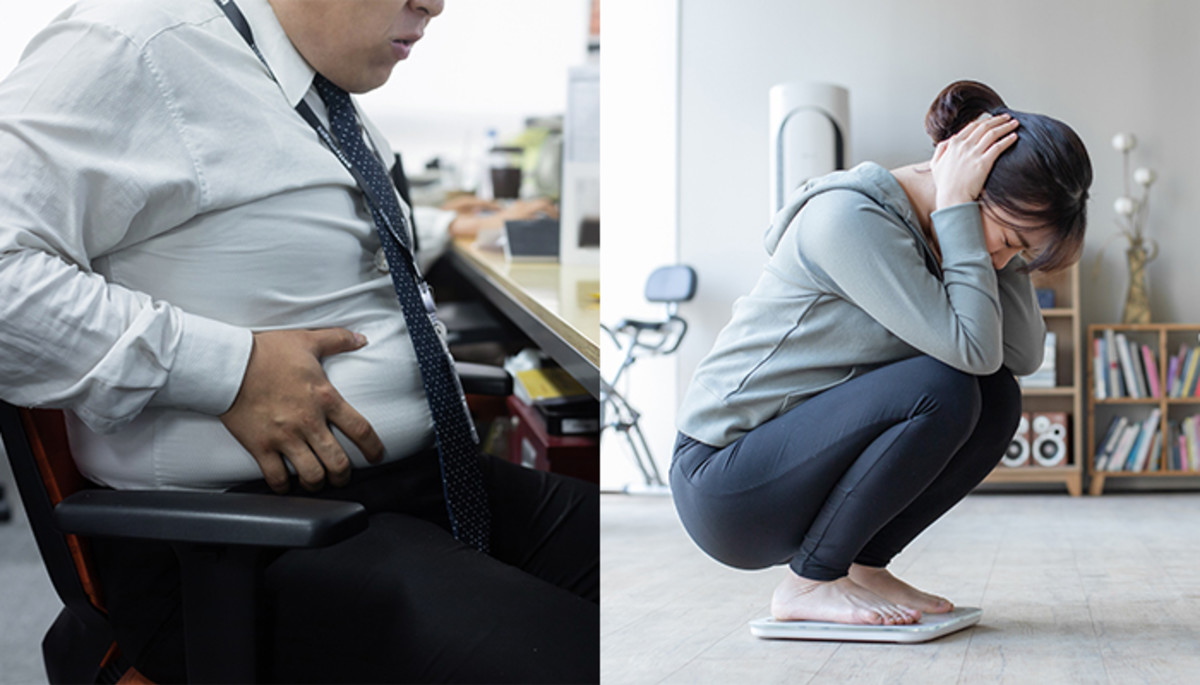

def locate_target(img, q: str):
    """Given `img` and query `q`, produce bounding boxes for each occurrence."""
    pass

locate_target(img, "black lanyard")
[213,0,424,282]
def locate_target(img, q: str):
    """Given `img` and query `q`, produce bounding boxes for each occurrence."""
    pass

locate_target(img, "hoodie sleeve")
[793,190,1004,375]
[996,255,1047,376]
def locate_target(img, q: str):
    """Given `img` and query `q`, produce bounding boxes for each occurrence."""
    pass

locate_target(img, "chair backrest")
[644,265,697,305]
[0,402,116,682]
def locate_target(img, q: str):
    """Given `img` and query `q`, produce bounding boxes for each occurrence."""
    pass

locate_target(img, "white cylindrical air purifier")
[768,82,850,217]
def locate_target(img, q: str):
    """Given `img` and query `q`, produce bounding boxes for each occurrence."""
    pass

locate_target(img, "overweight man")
[0,0,598,682]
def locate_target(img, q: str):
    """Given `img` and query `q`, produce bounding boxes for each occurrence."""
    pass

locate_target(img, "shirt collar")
[236,0,317,107]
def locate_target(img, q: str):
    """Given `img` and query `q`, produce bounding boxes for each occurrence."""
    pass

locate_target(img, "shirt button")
[375,248,390,273]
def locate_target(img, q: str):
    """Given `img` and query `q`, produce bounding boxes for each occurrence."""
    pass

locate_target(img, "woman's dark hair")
[925,80,1092,272]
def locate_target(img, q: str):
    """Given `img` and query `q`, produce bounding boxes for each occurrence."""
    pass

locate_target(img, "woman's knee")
[974,366,1023,447]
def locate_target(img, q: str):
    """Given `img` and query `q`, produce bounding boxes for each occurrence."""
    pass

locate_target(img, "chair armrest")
[53,490,367,548]
[456,361,513,396]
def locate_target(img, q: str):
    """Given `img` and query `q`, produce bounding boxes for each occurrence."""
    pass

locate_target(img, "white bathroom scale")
[749,607,981,643]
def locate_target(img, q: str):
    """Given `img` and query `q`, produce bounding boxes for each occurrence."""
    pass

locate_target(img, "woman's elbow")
[1003,348,1045,378]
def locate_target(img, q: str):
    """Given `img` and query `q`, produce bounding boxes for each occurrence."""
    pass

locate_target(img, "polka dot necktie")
[314,74,490,553]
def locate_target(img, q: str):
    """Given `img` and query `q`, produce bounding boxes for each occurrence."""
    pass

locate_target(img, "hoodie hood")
[763,162,929,258]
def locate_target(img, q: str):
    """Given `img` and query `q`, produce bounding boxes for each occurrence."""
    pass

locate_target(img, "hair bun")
[925,80,1008,143]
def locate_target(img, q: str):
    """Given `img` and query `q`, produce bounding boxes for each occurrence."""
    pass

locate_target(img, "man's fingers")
[327,398,385,464]
[307,327,368,358]
[280,441,329,492]
[251,451,293,494]
[302,420,354,488]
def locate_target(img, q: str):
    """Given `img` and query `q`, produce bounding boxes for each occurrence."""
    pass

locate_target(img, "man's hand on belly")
[220,328,385,493]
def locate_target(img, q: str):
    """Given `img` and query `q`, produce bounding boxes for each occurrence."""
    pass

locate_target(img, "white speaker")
[1002,413,1032,467]
[1031,412,1069,467]
[768,82,849,217]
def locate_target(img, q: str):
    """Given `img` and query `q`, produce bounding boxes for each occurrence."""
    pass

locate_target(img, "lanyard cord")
[213,0,423,280]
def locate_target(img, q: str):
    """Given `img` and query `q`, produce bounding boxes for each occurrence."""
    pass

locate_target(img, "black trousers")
[91,450,599,684]
[670,356,1019,581]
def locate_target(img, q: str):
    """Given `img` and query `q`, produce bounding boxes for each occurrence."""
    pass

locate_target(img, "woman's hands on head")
[930,113,1020,210]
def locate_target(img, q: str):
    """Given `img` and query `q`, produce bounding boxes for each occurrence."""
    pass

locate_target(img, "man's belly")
[68,315,435,491]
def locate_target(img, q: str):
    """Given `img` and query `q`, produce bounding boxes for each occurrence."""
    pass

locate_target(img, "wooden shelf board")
[986,466,1078,481]
[1021,386,1077,397]
[1039,308,1075,318]
[1093,397,1164,405]
[1092,470,1200,478]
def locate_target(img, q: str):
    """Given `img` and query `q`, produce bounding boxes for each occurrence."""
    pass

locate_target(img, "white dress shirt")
[0,0,449,489]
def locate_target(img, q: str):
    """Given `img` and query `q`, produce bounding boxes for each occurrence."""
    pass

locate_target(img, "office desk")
[444,238,600,398]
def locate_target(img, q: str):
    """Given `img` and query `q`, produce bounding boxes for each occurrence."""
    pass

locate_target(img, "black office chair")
[0,363,511,684]
[601,265,697,489]
[0,480,10,522]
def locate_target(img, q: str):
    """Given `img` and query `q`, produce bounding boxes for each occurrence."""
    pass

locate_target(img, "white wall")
[360,0,590,178]
[674,0,1200,404]
[598,0,680,490]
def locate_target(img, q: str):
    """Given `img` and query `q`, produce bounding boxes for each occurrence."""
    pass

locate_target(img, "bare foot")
[849,564,954,614]
[771,570,921,625]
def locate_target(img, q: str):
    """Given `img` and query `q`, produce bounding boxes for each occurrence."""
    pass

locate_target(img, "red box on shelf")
[506,395,598,484]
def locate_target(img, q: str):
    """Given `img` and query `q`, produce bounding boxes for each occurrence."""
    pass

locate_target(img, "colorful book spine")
[1093,338,1107,400]
[1146,430,1163,471]
[1142,344,1160,398]
[1130,409,1161,472]
[1185,348,1200,399]
[1095,415,1127,470]
[1109,423,1141,472]
[1172,345,1189,396]
[1130,339,1149,397]
[1186,417,1200,471]
[1168,348,1178,397]
[1115,334,1141,399]
[1105,329,1123,397]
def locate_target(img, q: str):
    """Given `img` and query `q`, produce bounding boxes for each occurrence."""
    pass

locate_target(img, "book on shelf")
[1093,415,1128,470]
[1094,415,1128,475]
[512,367,598,436]
[1167,348,1182,397]
[513,367,591,405]
[1127,336,1149,398]
[1147,430,1163,472]
[1114,333,1142,398]
[1128,409,1161,472]
[1093,338,1107,400]
[1175,346,1200,398]
[1108,422,1141,472]
[1095,409,1160,472]
[1141,344,1161,398]
[1103,329,1124,398]
[1171,413,1200,471]
[1092,329,1161,399]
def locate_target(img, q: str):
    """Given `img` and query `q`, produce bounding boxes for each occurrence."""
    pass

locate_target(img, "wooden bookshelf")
[1086,323,1200,495]
[983,264,1083,496]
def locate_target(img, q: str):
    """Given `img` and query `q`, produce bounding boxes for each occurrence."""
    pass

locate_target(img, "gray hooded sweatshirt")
[676,162,1046,448]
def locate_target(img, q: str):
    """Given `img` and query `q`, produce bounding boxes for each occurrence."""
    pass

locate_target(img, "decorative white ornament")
[1113,197,1136,217]
[1111,133,1137,152]
[1134,167,1157,187]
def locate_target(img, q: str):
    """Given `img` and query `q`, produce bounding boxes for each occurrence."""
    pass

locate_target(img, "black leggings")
[670,355,1019,581]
